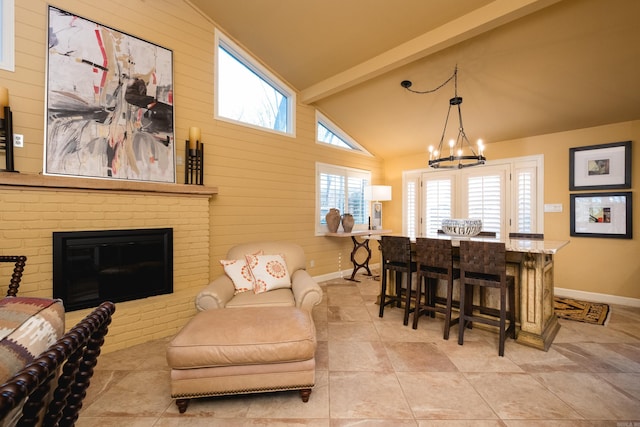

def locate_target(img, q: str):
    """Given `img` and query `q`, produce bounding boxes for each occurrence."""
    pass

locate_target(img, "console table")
[325,229,391,282]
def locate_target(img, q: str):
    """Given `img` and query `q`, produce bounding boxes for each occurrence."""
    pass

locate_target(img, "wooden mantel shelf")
[0,172,218,197]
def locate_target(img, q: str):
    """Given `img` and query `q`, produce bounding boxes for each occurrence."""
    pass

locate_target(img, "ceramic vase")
[325,208,341,233]
[341,213,355,233]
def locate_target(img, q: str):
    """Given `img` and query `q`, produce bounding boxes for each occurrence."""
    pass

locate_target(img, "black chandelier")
[401,66,486,169]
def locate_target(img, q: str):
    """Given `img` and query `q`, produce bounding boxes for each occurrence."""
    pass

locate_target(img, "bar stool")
[458,240,516,356]
[412,238,460,339]
[379,236,417,325]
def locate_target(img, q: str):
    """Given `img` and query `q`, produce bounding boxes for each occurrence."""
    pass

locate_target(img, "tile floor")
[78,273,640,426]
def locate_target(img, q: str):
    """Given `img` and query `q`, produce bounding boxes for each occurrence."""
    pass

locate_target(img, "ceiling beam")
[300,0,562,104]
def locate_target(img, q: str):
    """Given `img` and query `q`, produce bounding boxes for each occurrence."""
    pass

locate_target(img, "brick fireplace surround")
[0,172,217,353]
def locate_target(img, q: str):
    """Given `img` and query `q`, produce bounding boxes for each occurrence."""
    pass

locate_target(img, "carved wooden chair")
[0,255,27,297]
[0,301,116,426]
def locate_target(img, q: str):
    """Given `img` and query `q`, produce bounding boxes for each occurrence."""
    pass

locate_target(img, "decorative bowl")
[441,219,483,237]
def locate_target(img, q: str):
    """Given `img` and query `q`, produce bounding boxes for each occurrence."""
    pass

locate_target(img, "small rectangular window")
[215,30,295,135]
[316,111,371,155]
[0,0,15,72]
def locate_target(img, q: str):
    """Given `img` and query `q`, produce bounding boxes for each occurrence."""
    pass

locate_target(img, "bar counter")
[391,234,569,351]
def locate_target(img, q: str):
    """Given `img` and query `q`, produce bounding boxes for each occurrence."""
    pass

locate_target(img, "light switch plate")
[544,203,563,213]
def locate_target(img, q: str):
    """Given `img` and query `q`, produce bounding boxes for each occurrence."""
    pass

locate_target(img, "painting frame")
[44,6,175,183]
[570,191,632,239]
[372,202,382,230]
[569,141,631,190]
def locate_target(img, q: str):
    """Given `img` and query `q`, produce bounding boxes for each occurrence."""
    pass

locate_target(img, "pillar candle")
[188,127,201,150]
[0,87,8,120]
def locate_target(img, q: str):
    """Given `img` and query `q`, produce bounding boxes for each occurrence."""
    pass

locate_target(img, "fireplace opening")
[53,228,173,312]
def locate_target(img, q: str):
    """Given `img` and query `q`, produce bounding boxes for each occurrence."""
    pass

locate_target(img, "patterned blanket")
[0,297,65,384]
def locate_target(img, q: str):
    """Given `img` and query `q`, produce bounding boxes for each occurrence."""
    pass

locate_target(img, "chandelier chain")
[403,66,458,95]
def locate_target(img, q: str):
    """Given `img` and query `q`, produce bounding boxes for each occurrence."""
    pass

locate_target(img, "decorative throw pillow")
[220,259,255,294]
[245,254,292,294]
[220,251,264,294]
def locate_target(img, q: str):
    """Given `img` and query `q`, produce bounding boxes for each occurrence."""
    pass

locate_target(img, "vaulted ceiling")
[189,0,640,159]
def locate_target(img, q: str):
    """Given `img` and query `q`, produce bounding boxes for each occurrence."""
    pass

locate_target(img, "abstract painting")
[45,6,175,183]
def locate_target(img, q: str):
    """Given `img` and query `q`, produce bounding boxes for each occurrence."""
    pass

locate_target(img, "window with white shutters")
[405,177,418,239]
[512,158,540,233]
[464,169,505,238]
[403,155,543,238]
[316,163,371,234]
[516,170,533,232]
[424,175,454,236]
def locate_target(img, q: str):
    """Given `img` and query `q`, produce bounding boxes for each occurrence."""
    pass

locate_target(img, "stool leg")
[458,281,473,345]
[379,268,388,318]
[403,272,412,325]
[443,277,454,340]
[508,282,516,339]
[395,271,402,308]
[428,277,437,318]
[499,285,506,356]
[412,274,424,329]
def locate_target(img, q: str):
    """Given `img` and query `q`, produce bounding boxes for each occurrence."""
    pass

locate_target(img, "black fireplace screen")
[53,228,173,311]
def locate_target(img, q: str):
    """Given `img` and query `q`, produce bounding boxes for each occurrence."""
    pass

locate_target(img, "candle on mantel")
[0,87,8,120]
[188,127,201,150]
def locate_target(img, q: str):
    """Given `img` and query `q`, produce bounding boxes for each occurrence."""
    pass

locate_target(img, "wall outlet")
[309,259,315,267]
[176,155,183,165]
[13,134,24,147]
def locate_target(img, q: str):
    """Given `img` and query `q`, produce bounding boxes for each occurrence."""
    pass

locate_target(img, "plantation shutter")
[346,176,367,224]
[513,161,538,233]
[423,173,454,236]
[462,165,508,238]
[320,171,345,224]
[404,173,420,239]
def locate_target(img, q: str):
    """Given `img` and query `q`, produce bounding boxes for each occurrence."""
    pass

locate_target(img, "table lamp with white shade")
[366,185,392,230]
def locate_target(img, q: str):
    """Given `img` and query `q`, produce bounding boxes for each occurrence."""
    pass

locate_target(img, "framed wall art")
[372,202,382,229]
[45,6,175,183]
[569,141,631,190]
[570,192,632,239]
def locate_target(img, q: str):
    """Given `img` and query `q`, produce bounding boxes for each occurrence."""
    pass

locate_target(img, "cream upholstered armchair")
[195,241,323,312]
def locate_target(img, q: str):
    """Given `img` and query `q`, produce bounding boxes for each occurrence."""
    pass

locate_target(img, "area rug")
[554,297,610,325]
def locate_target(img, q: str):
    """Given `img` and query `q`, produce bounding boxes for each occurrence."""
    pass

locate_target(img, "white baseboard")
[313,263,380,283]
[555,287,640,308]
[312,270,640,308]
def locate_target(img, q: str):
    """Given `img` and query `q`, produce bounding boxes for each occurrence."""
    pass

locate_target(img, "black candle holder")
[0,106,17,173]
[184,140,204,185]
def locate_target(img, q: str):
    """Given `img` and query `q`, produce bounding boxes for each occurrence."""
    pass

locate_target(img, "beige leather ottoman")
[166,306,316,413]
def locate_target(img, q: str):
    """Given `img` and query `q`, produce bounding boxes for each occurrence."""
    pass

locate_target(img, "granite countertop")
[430,234,569,254]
